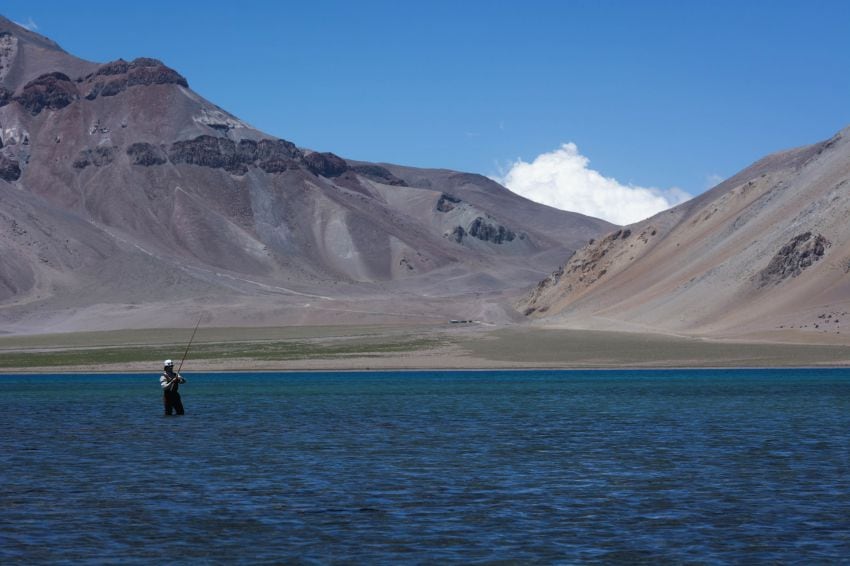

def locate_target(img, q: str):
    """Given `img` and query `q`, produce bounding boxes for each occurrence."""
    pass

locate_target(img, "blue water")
[2,369,850,563]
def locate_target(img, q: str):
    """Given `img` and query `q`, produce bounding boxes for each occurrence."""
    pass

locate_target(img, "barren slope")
[0,16,612,334]
[521,126,850,341]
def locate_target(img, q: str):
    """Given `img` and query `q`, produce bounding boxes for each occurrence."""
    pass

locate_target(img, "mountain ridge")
[0,16,613,334]
[520,125,850,342]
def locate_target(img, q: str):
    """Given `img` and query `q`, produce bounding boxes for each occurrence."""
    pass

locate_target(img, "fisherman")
[160,359,186,416]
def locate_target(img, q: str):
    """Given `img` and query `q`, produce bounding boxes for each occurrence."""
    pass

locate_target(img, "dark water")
[2,369,850,563]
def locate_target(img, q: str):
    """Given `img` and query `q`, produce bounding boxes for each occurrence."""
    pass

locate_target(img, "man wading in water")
[160,359,187,416]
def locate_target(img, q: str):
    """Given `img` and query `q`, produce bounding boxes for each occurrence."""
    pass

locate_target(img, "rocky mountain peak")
[82,57,188,101]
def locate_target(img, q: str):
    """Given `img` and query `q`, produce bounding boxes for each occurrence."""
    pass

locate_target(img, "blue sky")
[5,1,850,222]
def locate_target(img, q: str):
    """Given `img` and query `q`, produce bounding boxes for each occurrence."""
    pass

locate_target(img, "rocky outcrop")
[450,226,466,243]
[92,59,131,76]
[350,164,407,186]
[0,153,21,181]
[100,134,305,175]
[523,265,567,315]
[128,62,188,88]
[450,217,520,245]
[521,225,652,316]
[169,135,248,174]
[469,217,516,244]
[304,152,348,178]
[559,228,634,281]
[84,58,188,100]
[758,232,831,286]
[0,85,11,107]
[257,156,292,174]
[4,57,184,116]
[167,135,303,175]
[436,193,461,212]
[255,138,302,173]
[73,146,117,169]
[85,78,124,99]
[14,72,79,115]
[233,139,259,161]
[126,142,167,166]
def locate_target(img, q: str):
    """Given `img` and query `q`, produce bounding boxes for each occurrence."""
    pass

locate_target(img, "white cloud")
[493,143,692,225]
[14,17,39,31]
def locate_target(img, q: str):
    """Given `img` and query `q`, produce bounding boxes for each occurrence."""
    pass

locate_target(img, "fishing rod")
[177,314,203,374]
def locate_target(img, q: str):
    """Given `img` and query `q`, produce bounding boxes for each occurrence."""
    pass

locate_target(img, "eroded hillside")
[520,127,850,341]
[0,16,612,333]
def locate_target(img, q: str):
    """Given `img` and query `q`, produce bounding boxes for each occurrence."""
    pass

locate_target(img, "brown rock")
[758,232,831,286]
[14,72,79,115]
[127,142,167,166]
[304,152,348,178]
[0,154,21,181]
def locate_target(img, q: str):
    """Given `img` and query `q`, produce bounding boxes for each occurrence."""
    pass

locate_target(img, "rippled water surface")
[2,369,850,563]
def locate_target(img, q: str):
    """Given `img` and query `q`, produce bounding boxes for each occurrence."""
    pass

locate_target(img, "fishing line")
[177,314,204,374]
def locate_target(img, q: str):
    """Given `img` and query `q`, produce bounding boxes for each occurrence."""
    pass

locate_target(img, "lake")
[2,369,850,563]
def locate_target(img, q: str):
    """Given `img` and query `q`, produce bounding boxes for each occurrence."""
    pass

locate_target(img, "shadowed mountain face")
[520,126,850,341]
[0,16,613,333]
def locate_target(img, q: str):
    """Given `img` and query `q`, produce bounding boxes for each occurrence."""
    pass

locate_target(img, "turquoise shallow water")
[2,369,850,563]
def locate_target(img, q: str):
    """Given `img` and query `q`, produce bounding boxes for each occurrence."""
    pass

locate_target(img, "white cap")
[164,359,174,366]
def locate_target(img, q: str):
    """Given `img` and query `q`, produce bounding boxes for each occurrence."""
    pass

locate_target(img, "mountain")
[520,126,850,342]
[0,16,613,333]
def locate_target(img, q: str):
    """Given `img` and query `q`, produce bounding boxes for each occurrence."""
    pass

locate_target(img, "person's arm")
[160,374,175,390]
